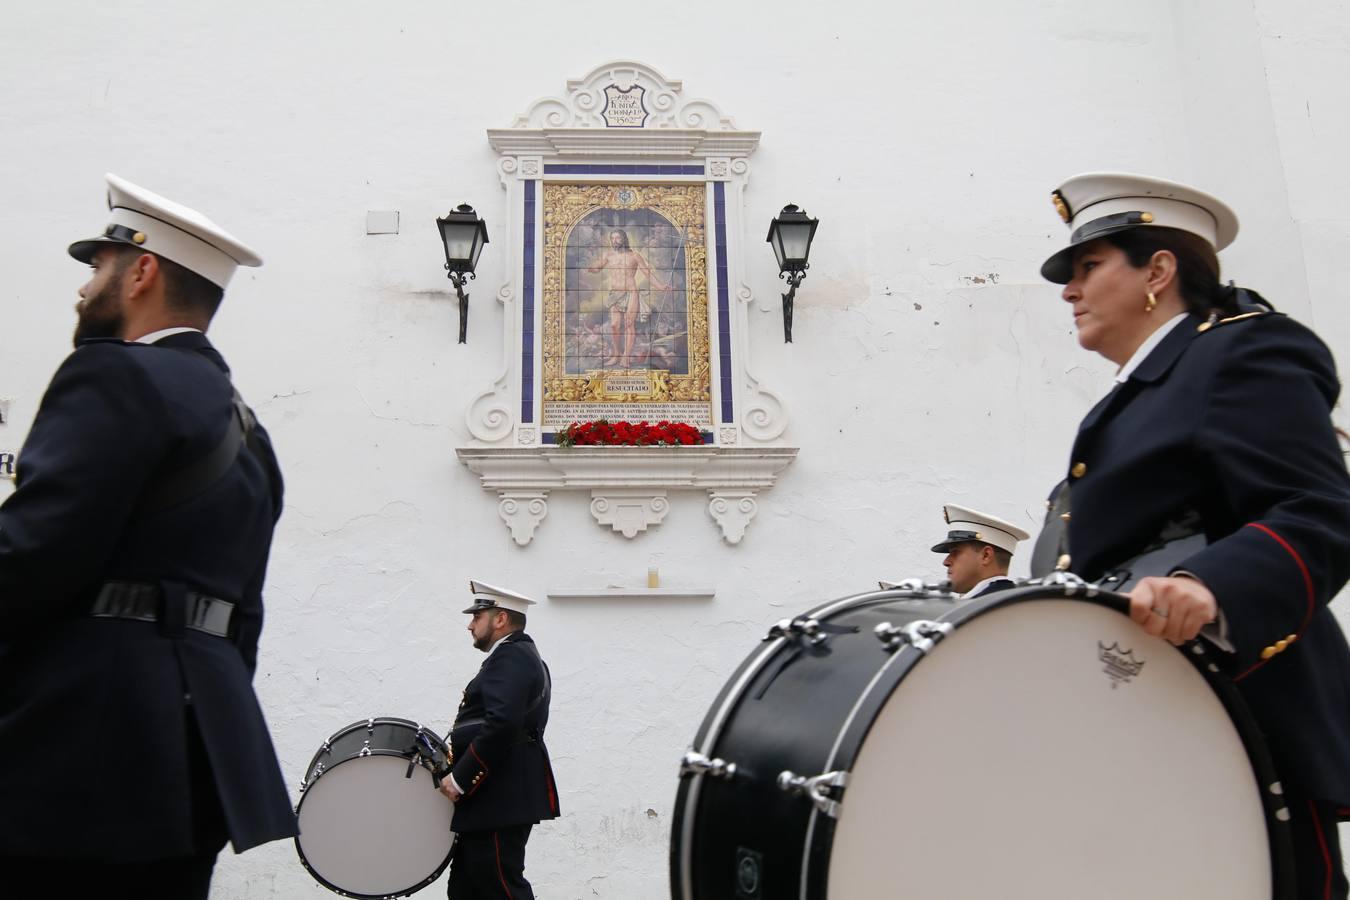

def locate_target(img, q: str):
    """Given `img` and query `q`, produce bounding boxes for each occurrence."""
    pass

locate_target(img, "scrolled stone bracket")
[498,491,549,546]
[707,489,758,545]
[590,490,670,538]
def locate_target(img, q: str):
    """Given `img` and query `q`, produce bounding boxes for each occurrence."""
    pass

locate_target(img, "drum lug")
[890,577,954,594]
[301,761,326,793]
[777,769,849,818]
[1034,569,1098,595]
[359,740,371,757]
[874,619,954,653]
[679,750,737,781]
[764,616,829,646]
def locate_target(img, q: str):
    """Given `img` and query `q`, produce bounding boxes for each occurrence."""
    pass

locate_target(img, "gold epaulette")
[1196,310,1267,333]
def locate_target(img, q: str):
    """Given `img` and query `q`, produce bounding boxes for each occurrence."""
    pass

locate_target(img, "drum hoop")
[671,587,947,900]
[294,824,453,900]
[797,583,1295,900]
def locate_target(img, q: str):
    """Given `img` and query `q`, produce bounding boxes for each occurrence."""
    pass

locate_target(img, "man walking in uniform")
[440,580,560,898]
[0,174,296,898]
[930,503,1030,599]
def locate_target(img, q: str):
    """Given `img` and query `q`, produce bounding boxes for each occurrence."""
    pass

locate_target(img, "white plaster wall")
[1,2,1347,897]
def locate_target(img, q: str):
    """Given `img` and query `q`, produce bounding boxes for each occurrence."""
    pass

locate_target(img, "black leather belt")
[90,581,235,638]
[450,718,539,745]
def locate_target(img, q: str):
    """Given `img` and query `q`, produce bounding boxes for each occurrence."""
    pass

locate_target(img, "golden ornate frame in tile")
[540,183,712,423]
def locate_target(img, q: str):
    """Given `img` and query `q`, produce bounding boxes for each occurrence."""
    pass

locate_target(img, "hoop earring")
[1145,291,1158,313]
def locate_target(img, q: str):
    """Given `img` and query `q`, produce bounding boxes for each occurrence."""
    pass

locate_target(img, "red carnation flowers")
[556,419,704,447]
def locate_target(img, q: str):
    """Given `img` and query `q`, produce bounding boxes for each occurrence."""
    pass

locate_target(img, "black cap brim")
[1040,221,1161,284]
[931,539,975,553]
[68,236,126,265]
[461,601,496,614]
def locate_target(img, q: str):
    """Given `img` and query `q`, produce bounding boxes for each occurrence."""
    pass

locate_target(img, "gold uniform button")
[1275,639,1289,653]
[132,231,147,244]
[1286,633,1298,644]
[1056,554,1072,571]
[1060,512,1071,521]
[1261,646,1277,660]
[1071,462,1087,478]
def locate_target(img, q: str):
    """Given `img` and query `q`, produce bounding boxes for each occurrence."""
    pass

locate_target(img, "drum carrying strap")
[1095,509,1207,591]
[139,388,259,514]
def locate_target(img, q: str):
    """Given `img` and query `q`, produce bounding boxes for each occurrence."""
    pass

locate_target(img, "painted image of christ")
[563,208,689,375]
[588,229,674,368]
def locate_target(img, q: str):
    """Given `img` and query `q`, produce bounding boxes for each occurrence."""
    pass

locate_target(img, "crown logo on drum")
[1097,641,1145,688]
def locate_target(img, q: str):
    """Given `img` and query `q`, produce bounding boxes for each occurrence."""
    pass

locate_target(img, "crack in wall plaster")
[353,384,446,428]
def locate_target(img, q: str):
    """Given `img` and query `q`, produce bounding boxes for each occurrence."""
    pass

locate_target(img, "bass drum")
[670,583,1294,900]
[296,717,454,899]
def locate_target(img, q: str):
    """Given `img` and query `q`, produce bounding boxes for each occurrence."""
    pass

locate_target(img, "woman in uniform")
[1037,173,1350,899]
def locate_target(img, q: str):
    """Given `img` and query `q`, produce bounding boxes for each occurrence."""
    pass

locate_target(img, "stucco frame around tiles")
[459,61,796,546]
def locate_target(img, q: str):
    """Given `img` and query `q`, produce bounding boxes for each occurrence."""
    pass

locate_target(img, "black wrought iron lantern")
[765,204,819,342]
[435,204,489,343]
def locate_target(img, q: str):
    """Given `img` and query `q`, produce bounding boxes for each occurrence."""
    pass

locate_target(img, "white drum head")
[297,755,455,897]
[828,599,1271,899]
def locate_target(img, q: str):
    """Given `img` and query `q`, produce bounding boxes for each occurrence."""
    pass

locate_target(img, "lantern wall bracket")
[447,269,475,344]
[779,269,807,343]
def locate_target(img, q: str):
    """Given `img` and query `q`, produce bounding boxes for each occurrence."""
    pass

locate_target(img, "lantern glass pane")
[769,229,787,270]
[440,222,478,265]
[778,222,813,263]
[468,226,486,269]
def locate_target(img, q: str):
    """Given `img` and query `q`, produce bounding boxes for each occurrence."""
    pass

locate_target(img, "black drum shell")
[670,590,956,900]
[300,716,449,789]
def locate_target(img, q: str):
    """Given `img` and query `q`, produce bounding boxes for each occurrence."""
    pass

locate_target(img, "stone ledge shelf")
[456,446,798,546]
[547,587,716,601]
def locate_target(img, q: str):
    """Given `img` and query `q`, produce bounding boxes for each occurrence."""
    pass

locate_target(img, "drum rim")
[294,825,453,900]
[669,587,955,900]
[799,583,1295,900]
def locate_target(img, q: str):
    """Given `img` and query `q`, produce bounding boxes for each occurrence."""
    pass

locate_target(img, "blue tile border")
[542,164,705,176]
[521,181,537,424]
[530,170,723,436]
[714,182,733,424]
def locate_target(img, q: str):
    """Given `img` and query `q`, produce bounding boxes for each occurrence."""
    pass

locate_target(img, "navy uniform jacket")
[0,332,296,859]
[448,631,560,833]
[966,577,1016,599]
[1044,311,1350,804]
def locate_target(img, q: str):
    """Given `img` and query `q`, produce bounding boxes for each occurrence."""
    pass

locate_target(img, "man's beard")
[473,632,492,652]
[73,277,126,347]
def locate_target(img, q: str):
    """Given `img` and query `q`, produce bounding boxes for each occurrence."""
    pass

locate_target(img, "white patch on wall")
[365,211,400,235]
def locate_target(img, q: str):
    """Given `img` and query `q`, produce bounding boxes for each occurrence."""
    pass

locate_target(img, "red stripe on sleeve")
[1234,523,1317,682]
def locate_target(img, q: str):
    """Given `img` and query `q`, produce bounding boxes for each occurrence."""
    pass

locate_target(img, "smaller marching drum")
[295,717,455,899]
[670,580,1295,899]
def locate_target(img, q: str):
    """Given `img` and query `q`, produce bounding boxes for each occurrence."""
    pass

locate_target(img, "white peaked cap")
[68,173,262,288]
[1040,172,1238,284]
[462,579,537,615]
[930,504,1031,556]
